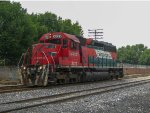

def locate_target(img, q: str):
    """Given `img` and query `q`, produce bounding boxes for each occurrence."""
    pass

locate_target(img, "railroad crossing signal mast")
[88,29,103,40]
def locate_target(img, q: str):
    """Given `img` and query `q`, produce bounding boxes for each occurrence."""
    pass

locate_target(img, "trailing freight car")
[19,32,123,86]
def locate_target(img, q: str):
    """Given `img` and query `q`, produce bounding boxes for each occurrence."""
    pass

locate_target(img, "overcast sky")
[19,1,150,48]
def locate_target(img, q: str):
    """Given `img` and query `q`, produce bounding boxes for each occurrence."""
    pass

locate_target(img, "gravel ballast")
[9,81,150,113]
[0,76,150,104]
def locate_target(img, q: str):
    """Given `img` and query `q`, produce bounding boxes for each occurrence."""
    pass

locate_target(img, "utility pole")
[88,29,103,40]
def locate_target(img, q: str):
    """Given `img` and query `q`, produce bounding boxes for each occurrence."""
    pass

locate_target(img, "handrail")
[17,53,25,67]
[42,51,50,71]
[50,53,56,68]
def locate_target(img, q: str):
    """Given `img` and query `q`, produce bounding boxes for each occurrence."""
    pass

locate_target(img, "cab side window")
[70,40,79,50]
[71,40,74,49]
[63,39,68,48]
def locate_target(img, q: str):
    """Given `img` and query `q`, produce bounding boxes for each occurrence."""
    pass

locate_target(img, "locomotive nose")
[20,44,57,86]
[31,43,59,65]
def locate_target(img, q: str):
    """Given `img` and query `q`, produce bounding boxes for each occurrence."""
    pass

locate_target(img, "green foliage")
[117,44,150,65]
[0,1,83,65]
[0,1,35,65]
[139,49,150,65]
[30,12,83,39]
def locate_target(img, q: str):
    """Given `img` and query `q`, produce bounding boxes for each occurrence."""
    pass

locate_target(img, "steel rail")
[0,86,36,94]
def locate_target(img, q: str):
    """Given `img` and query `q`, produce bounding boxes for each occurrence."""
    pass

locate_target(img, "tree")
[117,44,148,65]
[0,1,37,65]
[139,49,150,65]
[30,12,83,40]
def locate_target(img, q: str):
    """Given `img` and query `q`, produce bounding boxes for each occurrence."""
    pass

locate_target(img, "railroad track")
[0,79,122,94]
[0,78,150,113]
[0,86,32,94]
[0,74,148,94]
[0,82,97,94]
[0,85,49,94]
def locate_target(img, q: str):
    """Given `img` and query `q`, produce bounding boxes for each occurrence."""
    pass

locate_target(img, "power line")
[88,29,103,40]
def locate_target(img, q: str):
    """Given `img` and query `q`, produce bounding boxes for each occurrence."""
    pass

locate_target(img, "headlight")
[39,66,42,70]
[23,66,26,70]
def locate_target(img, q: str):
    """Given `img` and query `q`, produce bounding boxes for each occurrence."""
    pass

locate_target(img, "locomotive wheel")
[61,79,65,84]
[64,76,70,84]
[57,79,61,84]
[110,75,113,80]
[80,73,86,82]
[69,79,73,83]
[77,75,81,83]
[116,75,119,80]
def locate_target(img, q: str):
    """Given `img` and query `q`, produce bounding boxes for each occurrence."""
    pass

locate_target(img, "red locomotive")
[19,32,123,86]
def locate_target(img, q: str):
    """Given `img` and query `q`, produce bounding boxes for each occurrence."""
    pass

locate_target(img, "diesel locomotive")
[19,32,123,86]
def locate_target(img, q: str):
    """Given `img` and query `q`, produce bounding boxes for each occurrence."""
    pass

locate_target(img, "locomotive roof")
[39,32,115,51]
[75,35,116,52]
[92,40,115,47]
[92,40,116,52]
[64,33,80,43]
[39,32,80,43]
[76,35,115,47]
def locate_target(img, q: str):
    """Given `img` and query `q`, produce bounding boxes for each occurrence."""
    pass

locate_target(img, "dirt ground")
[0,79,21,85]
[124,74,150,79]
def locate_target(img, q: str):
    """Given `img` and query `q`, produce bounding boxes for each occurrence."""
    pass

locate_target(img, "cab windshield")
[47,39,61,44]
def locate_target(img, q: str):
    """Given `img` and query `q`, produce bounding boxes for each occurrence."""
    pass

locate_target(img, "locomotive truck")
[19,32,124,86]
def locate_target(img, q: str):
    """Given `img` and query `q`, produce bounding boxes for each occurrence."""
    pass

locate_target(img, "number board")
[53,35,62,39]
